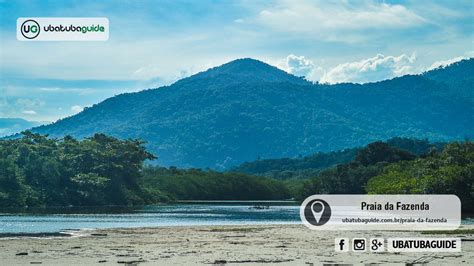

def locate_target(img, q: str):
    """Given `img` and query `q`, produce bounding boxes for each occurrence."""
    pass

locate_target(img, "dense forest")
[0,132,157,207]
[0,132,472,212]
[366,142,474,210]
[298,141,473,212]
[141,167,290,200]
[0,132,289,207]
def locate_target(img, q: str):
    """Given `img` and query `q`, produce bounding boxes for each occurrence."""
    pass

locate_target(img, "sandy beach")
[0,224,472,265]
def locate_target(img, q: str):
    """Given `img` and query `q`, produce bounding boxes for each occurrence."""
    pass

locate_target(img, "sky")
[0,0,473,122]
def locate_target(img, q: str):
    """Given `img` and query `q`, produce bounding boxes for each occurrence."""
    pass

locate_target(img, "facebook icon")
[335,238,349,252]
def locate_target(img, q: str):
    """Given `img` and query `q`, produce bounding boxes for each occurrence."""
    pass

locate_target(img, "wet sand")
[0,224,472,265]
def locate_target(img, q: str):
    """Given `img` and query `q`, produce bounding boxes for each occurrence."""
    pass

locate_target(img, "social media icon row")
[335,238,384,252]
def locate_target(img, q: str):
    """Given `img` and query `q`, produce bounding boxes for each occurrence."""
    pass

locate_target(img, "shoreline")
[0,224,472,265]
[0,223,302,239]
[2,221,472,239]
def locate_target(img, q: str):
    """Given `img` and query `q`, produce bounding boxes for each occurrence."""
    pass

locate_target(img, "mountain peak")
[25,56,472,169]
[219,58,276,71]
[182,58,309,85]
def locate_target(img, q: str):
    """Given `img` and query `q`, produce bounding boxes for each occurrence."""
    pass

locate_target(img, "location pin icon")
[311,200,325,224]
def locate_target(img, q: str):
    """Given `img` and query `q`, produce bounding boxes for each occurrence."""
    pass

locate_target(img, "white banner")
[300,195,461,230]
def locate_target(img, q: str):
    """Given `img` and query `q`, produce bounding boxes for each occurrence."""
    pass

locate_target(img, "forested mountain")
[0,118,40,137]
[423,59,474,89]
[23,58,473,169]
[421,59,474,101]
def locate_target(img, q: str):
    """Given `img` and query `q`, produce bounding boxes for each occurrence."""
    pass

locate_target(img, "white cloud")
[428,56,469,70]
[255,0,426,42]
[39,87,61,92]
[22,110,37,115]
[272,54,324,81]
[320,53,417,84]
[285,54,315,77]
[70,105,84,114]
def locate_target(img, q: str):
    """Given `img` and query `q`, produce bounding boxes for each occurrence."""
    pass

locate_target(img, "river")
[0,201,299,234]
[1,201,472,235]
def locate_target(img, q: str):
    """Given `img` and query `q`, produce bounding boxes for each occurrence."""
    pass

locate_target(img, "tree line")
[0,132,471,212]
[231,138,444,180]
[0,132,289,207]
[298,141,473,212]
[0,132,157,207]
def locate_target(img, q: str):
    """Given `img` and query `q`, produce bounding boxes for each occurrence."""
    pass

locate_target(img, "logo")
[370,238,384,252]
[17,18,109,41]
[335,238,349,252]
[352,238,367,252]
[387,238,461,252]
[21,19,40,39]
[300,196,331,228]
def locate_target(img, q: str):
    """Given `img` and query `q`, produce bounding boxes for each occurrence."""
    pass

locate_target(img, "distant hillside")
[231,138,444,179]
[423,59,474,99]
[0,118,40,137]
[424,59,474,84]
[26,58,473,169]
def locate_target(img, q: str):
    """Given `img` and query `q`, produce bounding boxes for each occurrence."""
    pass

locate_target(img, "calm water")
[0,201,300,234]
[1,201,472,234]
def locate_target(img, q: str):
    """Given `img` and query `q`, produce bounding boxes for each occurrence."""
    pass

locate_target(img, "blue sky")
[0,0,473,122]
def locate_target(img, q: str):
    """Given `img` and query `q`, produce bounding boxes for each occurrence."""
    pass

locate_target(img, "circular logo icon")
[300,196,331,228]
[21,19,40,39]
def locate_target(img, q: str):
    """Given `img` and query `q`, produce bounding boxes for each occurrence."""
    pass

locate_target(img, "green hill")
[24,58,473,169]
